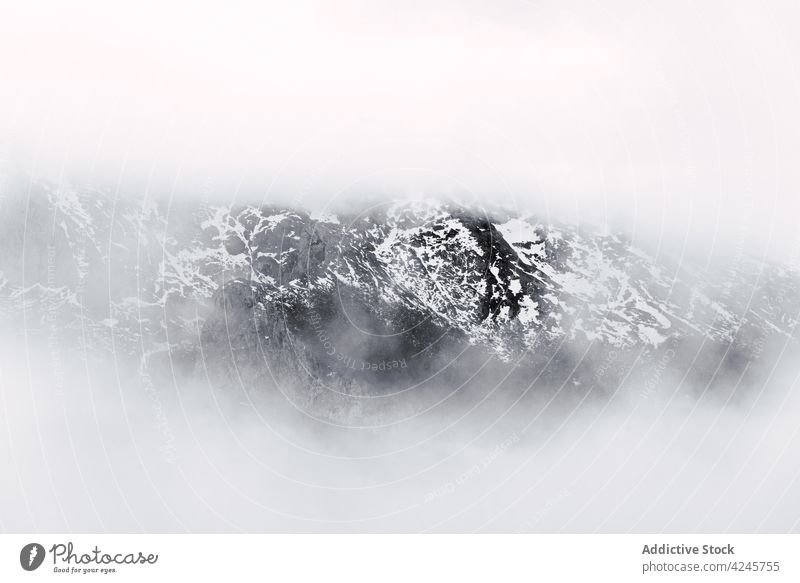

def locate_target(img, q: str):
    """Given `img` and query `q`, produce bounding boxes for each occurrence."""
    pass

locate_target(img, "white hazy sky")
[1,0,800,263]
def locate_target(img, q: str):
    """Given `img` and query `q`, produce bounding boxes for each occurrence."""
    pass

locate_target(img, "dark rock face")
[201,276,462,396]
[192,200,799,404]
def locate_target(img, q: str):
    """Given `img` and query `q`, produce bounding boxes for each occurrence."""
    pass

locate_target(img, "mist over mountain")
[1,180,797,421]
[3,0,800,538]
[2,179,800,533]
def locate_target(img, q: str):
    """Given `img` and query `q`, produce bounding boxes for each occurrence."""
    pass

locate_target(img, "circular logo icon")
[20,543,46,571]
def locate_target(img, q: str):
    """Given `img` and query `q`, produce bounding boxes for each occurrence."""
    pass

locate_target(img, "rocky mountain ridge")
[1,182,797,416]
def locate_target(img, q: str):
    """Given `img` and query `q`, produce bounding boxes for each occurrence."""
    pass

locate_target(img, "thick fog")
[2,322,800,532]
[3,0,800,260]
[1,0,800,532]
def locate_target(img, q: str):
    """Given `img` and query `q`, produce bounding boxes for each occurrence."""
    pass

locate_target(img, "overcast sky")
[2,0,800,263]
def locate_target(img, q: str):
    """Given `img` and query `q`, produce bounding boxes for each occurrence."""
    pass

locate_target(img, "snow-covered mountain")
[1,182,797,417]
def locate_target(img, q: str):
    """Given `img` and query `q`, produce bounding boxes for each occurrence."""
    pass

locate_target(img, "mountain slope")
[1,183,797,417]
